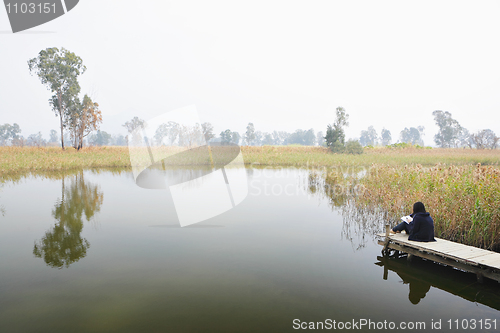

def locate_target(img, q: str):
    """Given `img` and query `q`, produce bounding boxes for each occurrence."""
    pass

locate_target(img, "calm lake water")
[0,167,499,332]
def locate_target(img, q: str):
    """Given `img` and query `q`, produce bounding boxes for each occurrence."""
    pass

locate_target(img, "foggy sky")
[1,0,499,146]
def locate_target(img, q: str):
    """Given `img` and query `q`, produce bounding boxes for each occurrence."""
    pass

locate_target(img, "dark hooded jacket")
[408,212,436,242]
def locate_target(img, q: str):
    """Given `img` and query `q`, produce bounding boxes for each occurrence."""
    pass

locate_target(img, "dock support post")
[382,224,390,255]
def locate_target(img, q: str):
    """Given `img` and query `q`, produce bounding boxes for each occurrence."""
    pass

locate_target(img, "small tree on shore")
[325,106,349,152]
[66,94,102,150]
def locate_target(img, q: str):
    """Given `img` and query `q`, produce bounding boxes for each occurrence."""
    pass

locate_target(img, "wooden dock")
[377,227,500,283]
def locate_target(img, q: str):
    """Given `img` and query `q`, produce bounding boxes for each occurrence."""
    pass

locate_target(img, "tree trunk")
[58,91,65,150]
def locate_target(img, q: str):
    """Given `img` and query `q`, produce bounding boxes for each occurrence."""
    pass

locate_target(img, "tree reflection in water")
[33,171,103,268]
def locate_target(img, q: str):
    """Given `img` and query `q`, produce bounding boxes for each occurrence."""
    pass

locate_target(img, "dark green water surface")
[0,168,499,332]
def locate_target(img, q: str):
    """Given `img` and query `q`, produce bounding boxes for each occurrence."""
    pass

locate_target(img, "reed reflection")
[33,171,103,269]
[0,182,5,216]
[306,169,387,250]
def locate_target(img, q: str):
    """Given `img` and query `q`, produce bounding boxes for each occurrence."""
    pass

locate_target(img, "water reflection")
[306,169,388,250]
[136,166,213,189]
[376,254,500,309]
[306,168,500,308]
[0,182,5,216]
[33,172,103,269]
[340,203,388,251]
[0,167,499,331]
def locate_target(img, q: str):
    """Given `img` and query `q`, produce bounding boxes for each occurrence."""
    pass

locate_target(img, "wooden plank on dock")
[377,232,500,282]
[447,248,492,260]
[476,254,500,267]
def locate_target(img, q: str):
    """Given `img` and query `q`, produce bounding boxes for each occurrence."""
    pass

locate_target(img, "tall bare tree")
[28,48,86,149]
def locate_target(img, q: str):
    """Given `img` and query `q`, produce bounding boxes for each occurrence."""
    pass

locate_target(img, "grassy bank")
[0,146,129,174]
[242,145,500,166]
[2,145,500,177]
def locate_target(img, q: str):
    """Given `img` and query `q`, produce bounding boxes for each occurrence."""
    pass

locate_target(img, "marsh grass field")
[352,163,500,251]
[1,145,500,250]
[1,145,500,176]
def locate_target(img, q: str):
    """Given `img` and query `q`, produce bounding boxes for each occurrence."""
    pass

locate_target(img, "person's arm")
[410,214,421,237]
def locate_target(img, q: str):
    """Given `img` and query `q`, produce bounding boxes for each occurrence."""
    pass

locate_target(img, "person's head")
[413,202,426,214]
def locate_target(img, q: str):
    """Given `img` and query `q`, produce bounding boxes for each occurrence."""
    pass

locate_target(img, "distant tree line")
[0,123,128,148]
[355,110,498,149]
[0,123,22,146]
[0,123,52,147]
[241,123,316,146]
[83,111,500,149]
[8,69,500,153]
[357,125,425,147]
[432,110,498,149]
[117,117,321,148]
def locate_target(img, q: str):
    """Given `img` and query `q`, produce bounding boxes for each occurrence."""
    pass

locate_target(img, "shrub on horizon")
[345,139,363,155]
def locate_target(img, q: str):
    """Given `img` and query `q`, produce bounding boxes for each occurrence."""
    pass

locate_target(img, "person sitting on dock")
[391,202,436,242]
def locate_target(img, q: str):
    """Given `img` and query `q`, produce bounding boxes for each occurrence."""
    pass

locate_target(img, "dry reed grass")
[241,146,500,167]
[356,163,500,250]
[0,146,130,173]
